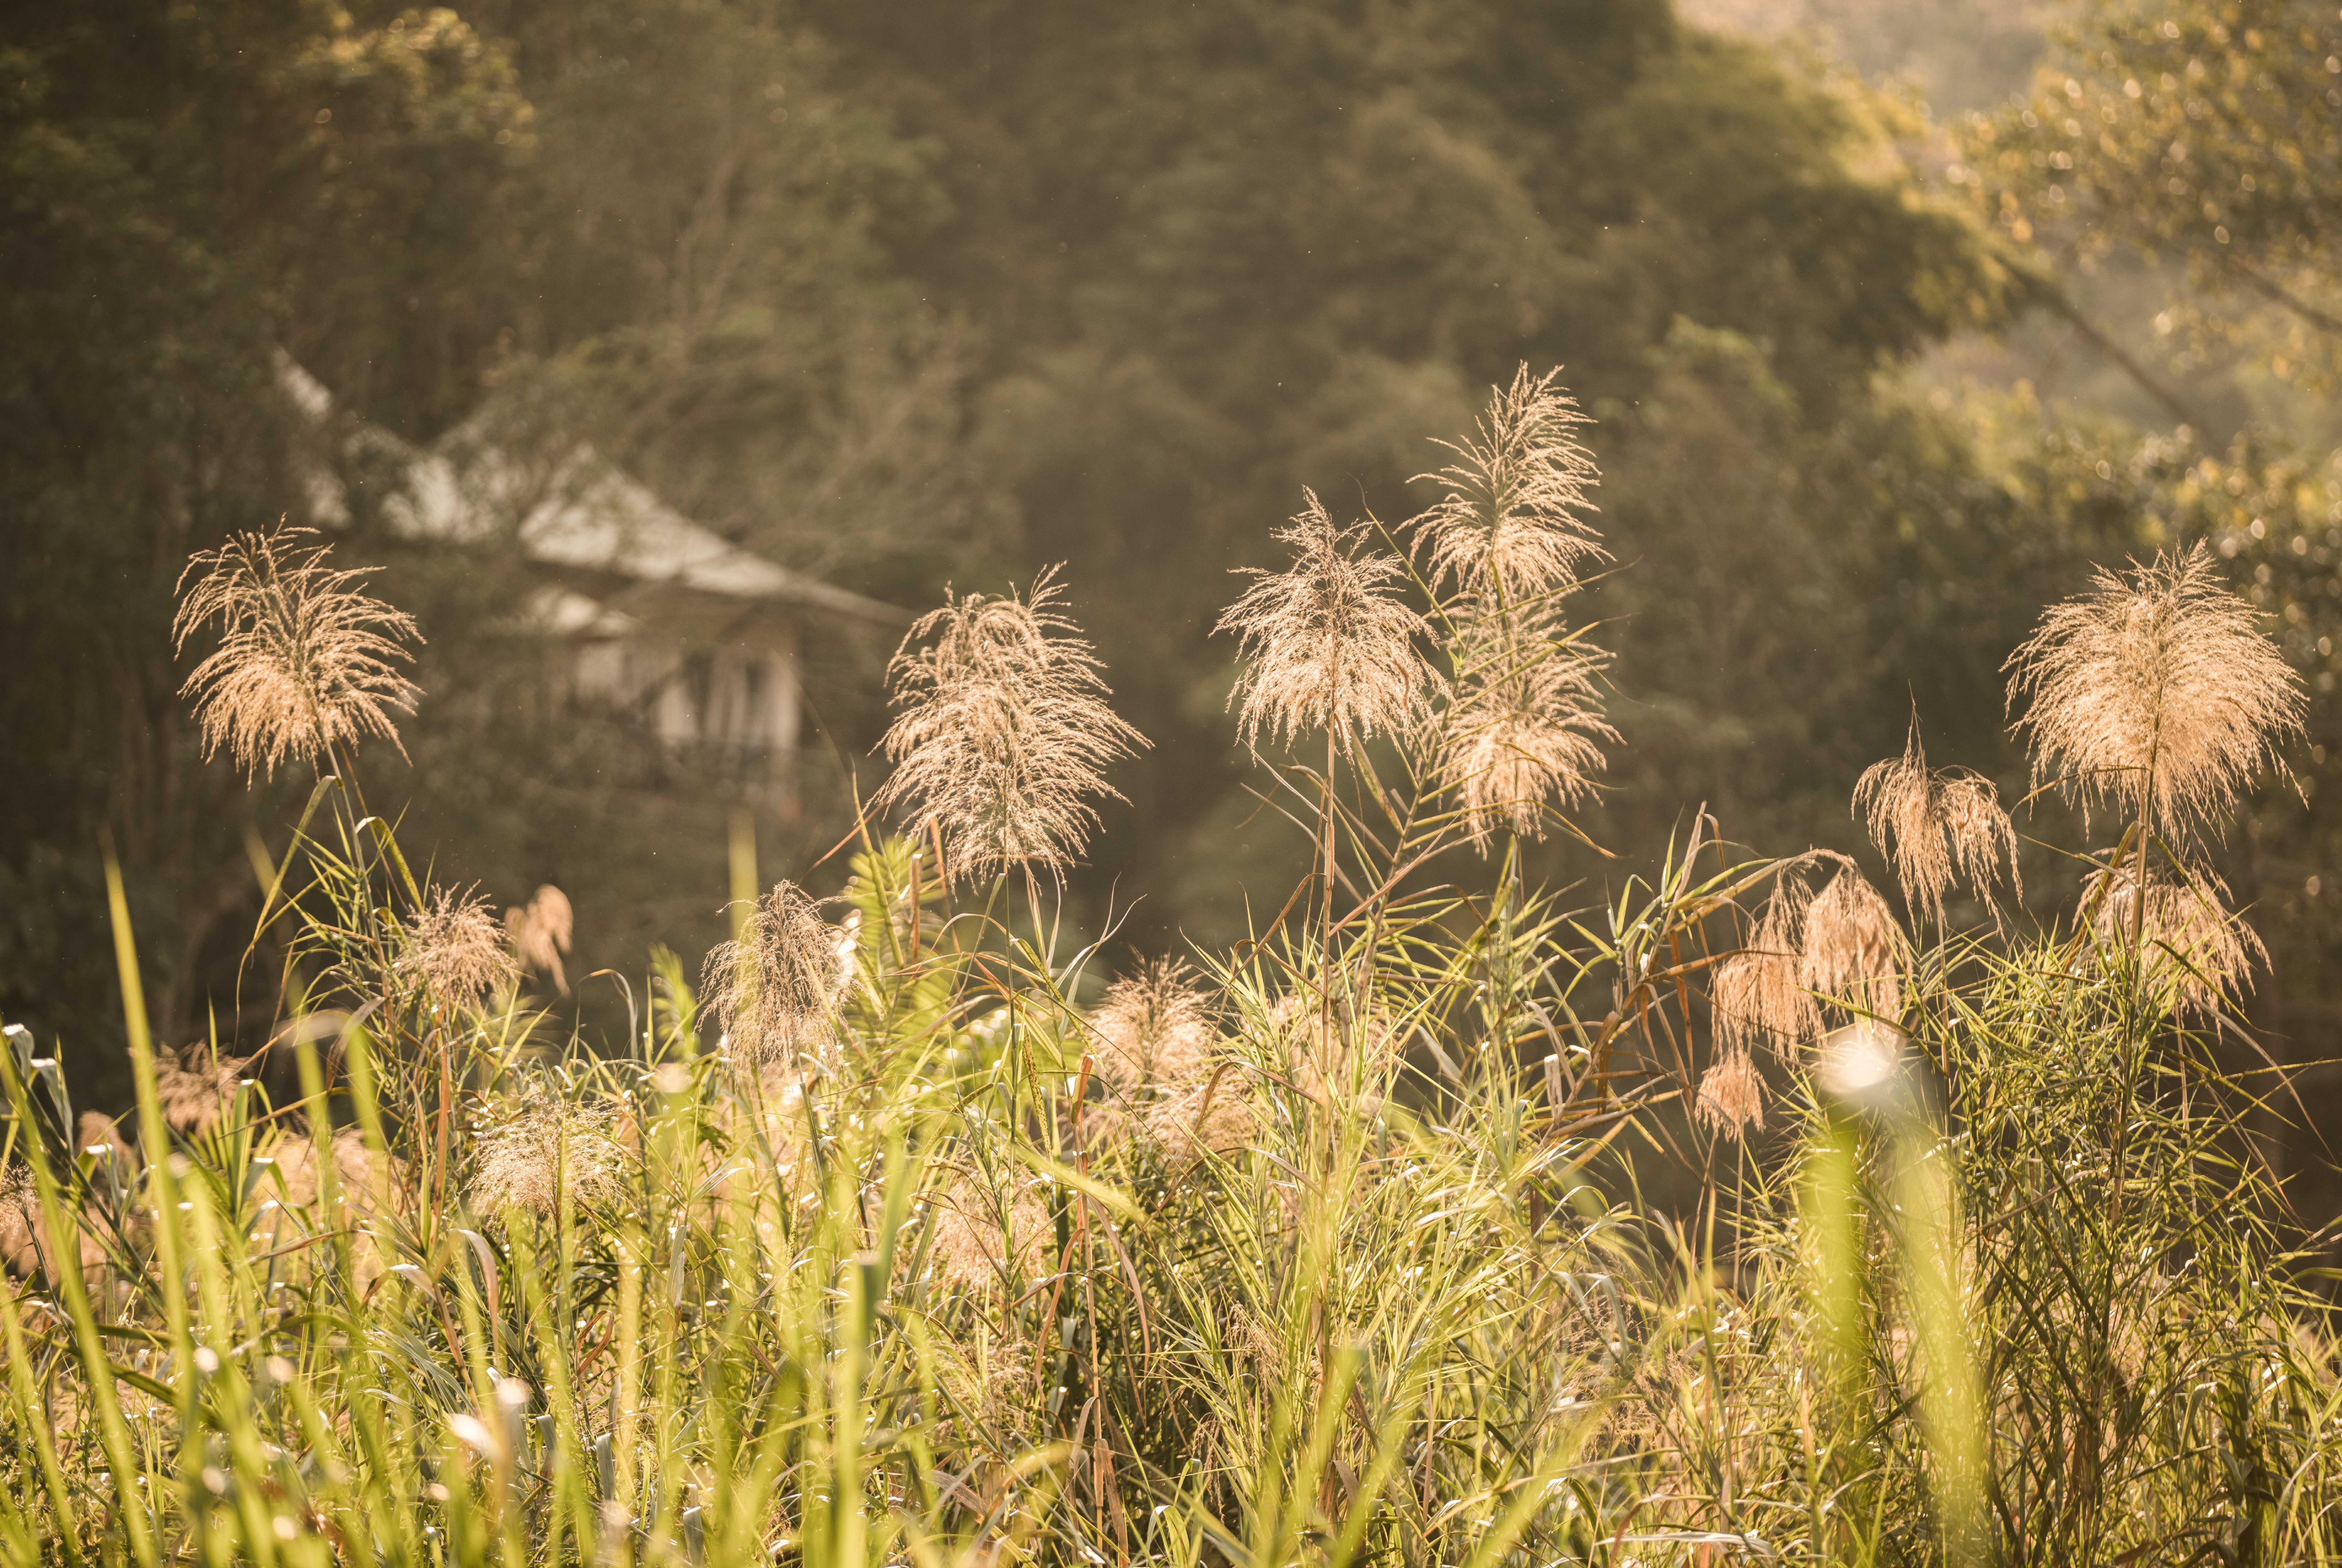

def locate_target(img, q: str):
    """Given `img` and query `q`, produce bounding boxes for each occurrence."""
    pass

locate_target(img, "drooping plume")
[1801,867,1907,1023]
[1411,365,1606,599]
[702,881,845,1066]
[1854,721,2021,925]
[1694,1048,1766,1139]
[173,524,420,779]
[1438,597,1615,848]
[877,568,1148,886]
[1714,872,1817,1059]
[1218,490,1429,760]
[2006,543,2303,844]
[2083,863,2266,1017]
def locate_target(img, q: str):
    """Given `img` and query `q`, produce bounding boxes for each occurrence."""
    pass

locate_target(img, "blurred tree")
[11,0,2183,1123]
[1969,0,2341,420]
[0,2,530,1096]
[807,0,2018,945]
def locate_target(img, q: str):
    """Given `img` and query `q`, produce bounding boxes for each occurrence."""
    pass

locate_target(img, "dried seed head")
[1143,1071,1256,1161]
[2007,542,2303,844]
[1694,1048,1765,1138]
[172,524,420,779]
[1714,872,1817,1058]
[1218,491,1429,759]
[1411,365,1606,599]
[158,1045,251,1138]
[255,1127,402,1214]
[504,885,573,995]
[1438,597,1614,849]
[398,887,520,1010]
[1802,868,1907,1022]
[467,1091,627,1217]
[1263,992,1400,1108]
[701,882,842,1067]
[877,568,1148,886]
[1854,721,2021,925]
[923,1170,1053,1293]
[2085,863,2265,1016]
[1089,959,1215,1096]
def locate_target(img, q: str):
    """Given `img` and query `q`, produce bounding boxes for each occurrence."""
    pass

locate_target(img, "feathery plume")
[1694,1048,1766,1138]
[505,885,574,995]
[172,524,420,778]
[158,1044,252,1138]
[254,1127,404,1217]
[1089,959,1215,1097]
[1714,872,1817,1058]
[1854,721,2021,924]
[467,1091,627,1217]
[1144,1073,1256,1162]
[877,568,1148,886]
[1411,365,1606,598]
[0,1164,111,1286]
[1802,868,1907,1022]
[397,886,520,1009]
[2084,863,2265,1016]
[2006,542,2303,844]
[702,881,843,1066]
[1217,490,1429,759]
[922,1170,1053,1292]
[1439,596,1614,848]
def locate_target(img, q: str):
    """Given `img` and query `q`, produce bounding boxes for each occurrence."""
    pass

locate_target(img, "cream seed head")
[1694,1048,1766,1138]
[1437,596,1614,849]
[1714,871,1818,1059]
[702,881,844,1068]
[1217,490,1430,761]
[2085,863,2265,1017]
[2007,542,2303,845]
[1854,721,2021,925]
[1411,365,1606,600]
[877,568,1147,886]
[1089,958,1215,1096]
[157,1045,252,1138]
[467,1091,627,1217]
[1801,867,1907,1024]
[504,885,574,995]
[398,886,520,1011]
[172,523,420,779]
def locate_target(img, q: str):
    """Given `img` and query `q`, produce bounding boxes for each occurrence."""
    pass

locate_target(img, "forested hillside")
[7,0,2338,1176]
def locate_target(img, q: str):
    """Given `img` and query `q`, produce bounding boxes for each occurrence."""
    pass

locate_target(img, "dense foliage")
[1,389,2333,1560]
[4,0,2074,1100]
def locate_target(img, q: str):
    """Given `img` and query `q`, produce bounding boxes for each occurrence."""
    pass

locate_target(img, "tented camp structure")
[279,356,904,798]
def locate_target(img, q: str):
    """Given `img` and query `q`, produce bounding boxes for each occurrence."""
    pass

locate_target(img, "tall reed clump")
[3,385,2338,1568]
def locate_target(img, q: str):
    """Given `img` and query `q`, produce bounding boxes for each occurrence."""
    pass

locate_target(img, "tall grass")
[3,378,2337,1567]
